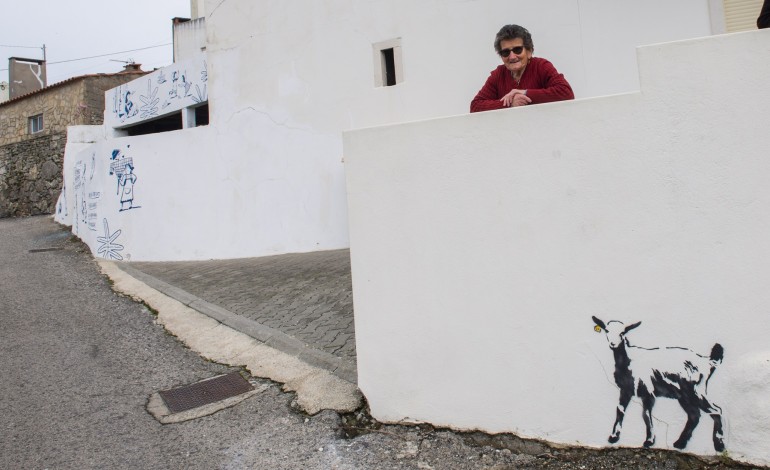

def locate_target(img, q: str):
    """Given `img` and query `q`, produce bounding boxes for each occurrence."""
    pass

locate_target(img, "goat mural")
[591,316,725,452]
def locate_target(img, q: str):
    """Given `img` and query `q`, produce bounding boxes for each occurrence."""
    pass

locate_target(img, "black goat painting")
[591,316,725,452]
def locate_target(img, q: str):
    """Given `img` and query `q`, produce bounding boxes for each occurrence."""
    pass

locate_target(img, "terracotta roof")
[0,70,148,107]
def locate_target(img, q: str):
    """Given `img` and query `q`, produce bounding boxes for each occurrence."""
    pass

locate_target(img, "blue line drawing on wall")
[73,160,88,234]
[170,71,180,99]
[114,88,138,122]
[192,84,207,104]
[109,57,207,125]
[591,316,725,452]
[57,185,68,217]
[163,66,202,107]
[181,73,193,98]
[97,218,124,261]
[109,147,141,212]
[139,79,160,119]
[87,190,101,231]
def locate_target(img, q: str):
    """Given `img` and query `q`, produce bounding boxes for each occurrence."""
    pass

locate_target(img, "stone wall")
[0,133,65,217]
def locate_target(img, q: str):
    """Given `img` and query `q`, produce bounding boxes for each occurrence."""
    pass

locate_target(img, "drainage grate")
[29,247,64,253]
[158,371,254,413]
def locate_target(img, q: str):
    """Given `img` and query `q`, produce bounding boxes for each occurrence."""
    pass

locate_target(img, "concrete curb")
[114,263,358,384]
[99,260,363,415]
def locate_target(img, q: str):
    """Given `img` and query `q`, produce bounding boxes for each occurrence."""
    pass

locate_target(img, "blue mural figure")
[180,72,193,98]
[169,71,180,100]
[118,165,137,211]
[109,148,141,212]
[117,89,137,121]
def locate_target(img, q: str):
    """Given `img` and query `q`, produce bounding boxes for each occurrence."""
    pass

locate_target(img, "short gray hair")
[494,24,534,54]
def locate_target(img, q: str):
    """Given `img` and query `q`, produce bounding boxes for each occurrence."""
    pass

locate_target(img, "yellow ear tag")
[594,325,602,332]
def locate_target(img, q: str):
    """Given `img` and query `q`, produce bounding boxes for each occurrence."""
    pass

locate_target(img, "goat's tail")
[710,343,724,364]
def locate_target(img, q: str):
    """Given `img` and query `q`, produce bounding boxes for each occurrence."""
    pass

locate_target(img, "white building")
[56,0,735,261]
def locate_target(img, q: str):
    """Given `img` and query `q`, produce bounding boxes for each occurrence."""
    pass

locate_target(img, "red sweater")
[470,57,574,113]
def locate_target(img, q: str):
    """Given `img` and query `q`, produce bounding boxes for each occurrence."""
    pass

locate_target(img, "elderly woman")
[470,24,574,113]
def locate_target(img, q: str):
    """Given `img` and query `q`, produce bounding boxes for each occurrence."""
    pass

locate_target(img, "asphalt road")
[0,216,753,470]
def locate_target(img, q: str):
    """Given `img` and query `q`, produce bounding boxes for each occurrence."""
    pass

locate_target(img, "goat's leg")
[699,397,724,452]
[673,398,701,450]
[709,413,725,452]
[609,389,632,444]
[640,391,656,448]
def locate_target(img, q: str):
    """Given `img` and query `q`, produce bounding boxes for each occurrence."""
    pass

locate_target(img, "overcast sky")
[1,0,192,85]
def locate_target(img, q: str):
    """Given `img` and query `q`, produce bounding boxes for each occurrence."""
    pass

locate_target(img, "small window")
[373,38,403,87]
[29,114,44,134]
[381,48,396,86]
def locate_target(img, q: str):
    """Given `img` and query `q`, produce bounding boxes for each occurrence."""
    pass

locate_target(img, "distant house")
[0,65,146,217]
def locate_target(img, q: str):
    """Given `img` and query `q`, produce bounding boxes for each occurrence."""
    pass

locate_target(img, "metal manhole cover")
[158,371,254,413]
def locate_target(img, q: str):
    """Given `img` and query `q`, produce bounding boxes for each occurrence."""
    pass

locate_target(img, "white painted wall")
[173,17,206,63]
[55,121,349,260]
[57,0,719,261]
[344,29,770,465]
[206,0,716,130]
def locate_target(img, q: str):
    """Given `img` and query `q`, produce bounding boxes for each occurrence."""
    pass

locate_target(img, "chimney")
[121,63,143,73]
[8,57,46,99]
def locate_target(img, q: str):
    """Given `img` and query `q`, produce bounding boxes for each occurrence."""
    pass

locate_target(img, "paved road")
[0,216,750,469]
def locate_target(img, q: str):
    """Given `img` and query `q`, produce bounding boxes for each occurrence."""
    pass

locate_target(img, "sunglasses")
[499,46,525,57]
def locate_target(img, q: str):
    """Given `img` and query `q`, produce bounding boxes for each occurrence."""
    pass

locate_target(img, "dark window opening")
[125,112,183,136]
[381,48,396,86]
[195,104,209,126]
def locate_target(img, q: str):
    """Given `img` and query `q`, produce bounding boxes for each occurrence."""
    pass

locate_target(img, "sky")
[1,0,192,85]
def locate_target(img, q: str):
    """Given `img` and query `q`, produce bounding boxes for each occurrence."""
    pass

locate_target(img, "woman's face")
[499,38,531,78]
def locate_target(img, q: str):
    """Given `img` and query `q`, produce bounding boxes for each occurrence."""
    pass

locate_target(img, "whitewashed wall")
[55,122,348,261]
[57,0,718,261]
[173,17,207,63]
[344,29,770,465]
[205,0,715,131]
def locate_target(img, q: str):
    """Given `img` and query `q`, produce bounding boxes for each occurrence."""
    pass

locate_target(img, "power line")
[0,43,172,72]
[47,43,171,65]
[0,44,42,49]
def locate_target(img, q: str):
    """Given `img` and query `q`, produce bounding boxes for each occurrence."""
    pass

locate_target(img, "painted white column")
[182,106,196,128]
